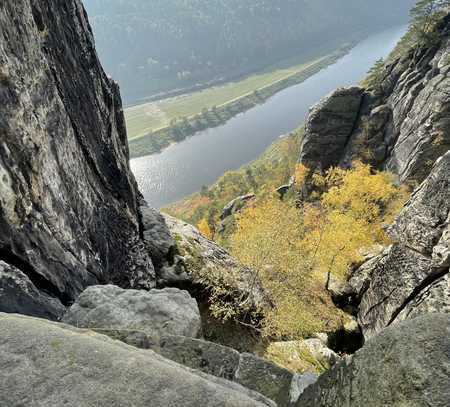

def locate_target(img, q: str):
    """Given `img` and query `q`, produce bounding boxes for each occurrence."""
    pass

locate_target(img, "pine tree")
[410,0,450,45]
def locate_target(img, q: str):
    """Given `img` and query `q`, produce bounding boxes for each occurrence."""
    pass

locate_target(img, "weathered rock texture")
[299,14,450,184]
[0,260,65,320]
[299,86,364,172]
[62,285,202,338]
[350,152,450,338]
[0,0,155,314]
[0,313,276,407]
[296,314,450,407]
[140,206,189,285]
[163,214,270,314]
[67,327,318,406]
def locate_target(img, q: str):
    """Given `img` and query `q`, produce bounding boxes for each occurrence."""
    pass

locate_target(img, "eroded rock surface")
[62,285,202,338]
[0,313,276,407]
[350,152,450,338]
[296,314,450,407]
[299,14,450,183]
[163,214,270,314]
[0,261,65,320]
[299,86,364,172]
[0,0,155,315]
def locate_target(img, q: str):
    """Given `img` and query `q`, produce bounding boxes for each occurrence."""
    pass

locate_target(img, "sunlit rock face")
[300,14,450,184]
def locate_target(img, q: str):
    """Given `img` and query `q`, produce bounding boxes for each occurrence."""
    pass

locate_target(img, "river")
[131,25,407,208]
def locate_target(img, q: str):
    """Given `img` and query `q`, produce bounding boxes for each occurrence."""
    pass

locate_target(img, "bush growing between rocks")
[229,163,408,339]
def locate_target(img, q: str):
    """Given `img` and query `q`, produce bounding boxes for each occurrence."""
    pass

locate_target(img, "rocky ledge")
[299,13,450,184]
[346,151,450,339]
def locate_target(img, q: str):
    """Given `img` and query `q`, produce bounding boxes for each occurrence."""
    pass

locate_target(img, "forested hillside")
[83,0,414,103]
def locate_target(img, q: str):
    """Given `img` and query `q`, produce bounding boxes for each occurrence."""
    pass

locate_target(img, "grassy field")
[125,51,337,140]
[126,42,354,158]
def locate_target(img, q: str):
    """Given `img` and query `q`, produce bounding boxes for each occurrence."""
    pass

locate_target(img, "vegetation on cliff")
[228,163,408,338]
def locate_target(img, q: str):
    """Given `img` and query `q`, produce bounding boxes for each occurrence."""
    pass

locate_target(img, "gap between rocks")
[0,246,71,306]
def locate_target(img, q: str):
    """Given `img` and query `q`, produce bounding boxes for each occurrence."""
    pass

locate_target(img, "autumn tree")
[364,58,385,88]
[230,198,344,338]
[229,163,409,339]
[197,218,213,240]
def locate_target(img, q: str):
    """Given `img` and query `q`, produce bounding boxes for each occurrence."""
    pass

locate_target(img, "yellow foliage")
[294,163,310,186]
[231,199,345,338]
[229,162,409,339]
[197,218,213,239]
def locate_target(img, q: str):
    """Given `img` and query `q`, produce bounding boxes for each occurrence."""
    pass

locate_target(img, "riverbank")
[127,43,354,159]
[130,25,408,208]
[163,130,302,230]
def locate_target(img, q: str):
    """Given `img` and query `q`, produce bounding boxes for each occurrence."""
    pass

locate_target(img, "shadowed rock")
[0,0,155,315]
[351,152,450,338]
[296,314,450,407]
[0,261,65,320]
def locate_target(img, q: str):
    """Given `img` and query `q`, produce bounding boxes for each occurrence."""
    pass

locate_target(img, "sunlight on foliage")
[197,218,214,240]
[229,162,409,339]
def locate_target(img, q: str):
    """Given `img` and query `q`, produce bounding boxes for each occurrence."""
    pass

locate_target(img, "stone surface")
[0,0,155,313]
[289,372,318,404]
[140,206,189,285]
[0,313,276,407]
[236,353,294,407]
[164,214,270,315]
[0,261,65,320]
[158,335,241,381]
[296,314,450,407]
[221,194,255,220]
[62,285,202,338]
[351,152,450,338]
[299,15,450,183]
[299,86,364,172]
[79,328,305,407]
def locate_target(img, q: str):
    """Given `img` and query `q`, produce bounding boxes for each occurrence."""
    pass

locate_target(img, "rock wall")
[0,0,154,316]
[299,13,450,184]
[296,314,450,407]
[350,152,450,338]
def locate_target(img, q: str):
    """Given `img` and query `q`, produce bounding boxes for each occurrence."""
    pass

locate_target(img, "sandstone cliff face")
[296,314,450,407]
[0,0,154,316]
[299,14,450,184]
[298,14,450,340]
[350,152,450,338]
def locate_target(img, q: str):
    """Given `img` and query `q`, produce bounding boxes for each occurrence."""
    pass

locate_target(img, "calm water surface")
[131,26,407,208]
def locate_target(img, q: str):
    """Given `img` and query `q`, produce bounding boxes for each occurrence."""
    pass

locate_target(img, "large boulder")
[0,0,155,315]
[299,86,364,172]
[75,329,314,406]
[296,314,450,407]
[236,353,294,407]
[0,261,65,320]
[0,313,275,407]
[62,285,202,338]
[350,152,450,338]
[156,336,299,406]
